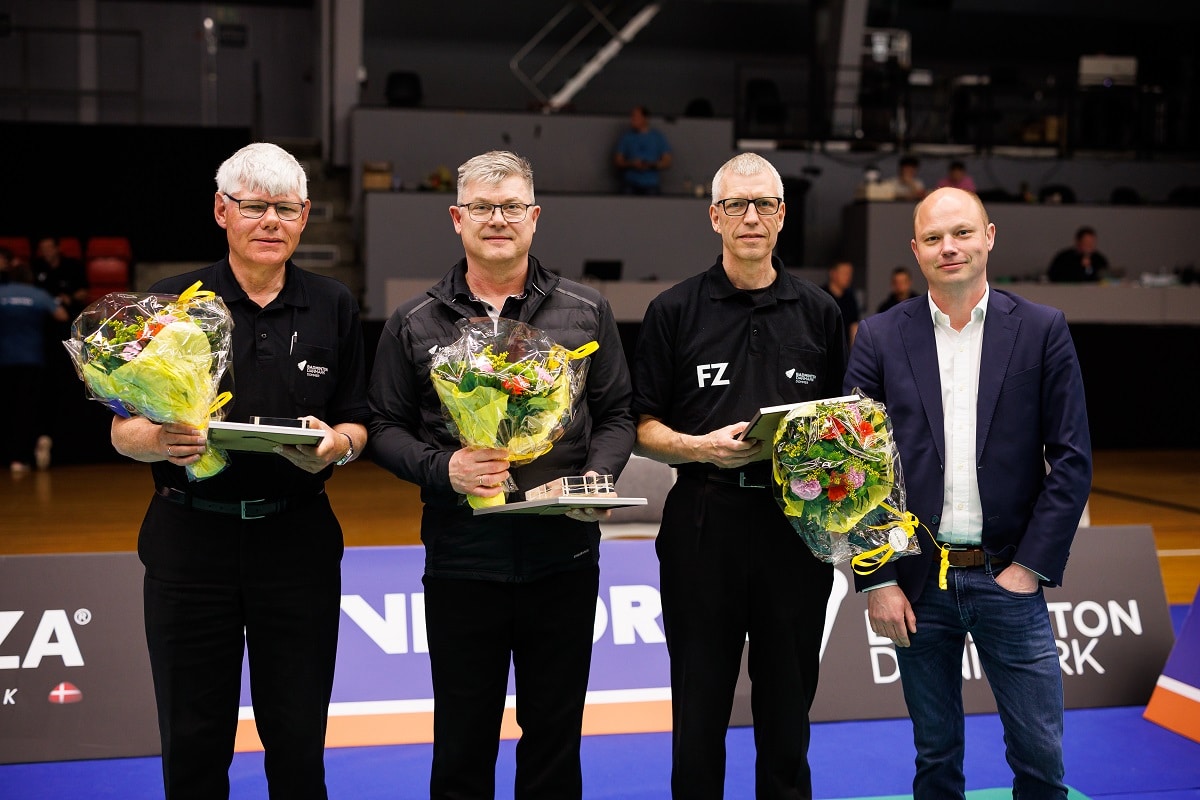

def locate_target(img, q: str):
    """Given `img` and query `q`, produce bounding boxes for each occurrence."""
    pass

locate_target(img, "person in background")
[31,235,90,468]
[0,261,68,472]
[32,236,89,318]
[1047,225,1108,282]
[111,142,370,799]
[369,150,635,799]
[936,160,977,193]
[846,187,1092,798]
[613,105,673,195]
[0,246,15,284]
[877,265,917,313]
[631,152,845,798]
[822,259,860,346]
[881,155,926,201]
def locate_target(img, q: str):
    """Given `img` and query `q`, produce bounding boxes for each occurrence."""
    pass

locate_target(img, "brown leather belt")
[945,546,1007,568]
[155,486,323,520]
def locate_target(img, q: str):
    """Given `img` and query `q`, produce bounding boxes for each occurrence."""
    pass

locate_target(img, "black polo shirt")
[147,258,371,500]
[631,257,846,466]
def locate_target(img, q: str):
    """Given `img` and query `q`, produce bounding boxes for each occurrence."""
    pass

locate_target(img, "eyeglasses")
[223,193,305,221]
[458,202,533,223]
[715,197,783,217]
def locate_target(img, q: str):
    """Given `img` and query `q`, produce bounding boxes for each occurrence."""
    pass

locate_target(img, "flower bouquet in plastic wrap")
[430,318,597,509]
[771,391,921,574]
[63,281,233,481]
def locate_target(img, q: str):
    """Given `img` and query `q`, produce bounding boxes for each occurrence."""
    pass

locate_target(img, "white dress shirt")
[929,286,989,546]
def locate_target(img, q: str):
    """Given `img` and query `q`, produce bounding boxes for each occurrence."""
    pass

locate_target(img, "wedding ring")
[478,475,485,486]
[166,445,174,458]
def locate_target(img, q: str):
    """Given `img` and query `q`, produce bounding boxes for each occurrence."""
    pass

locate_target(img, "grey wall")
[352,108,1200,289]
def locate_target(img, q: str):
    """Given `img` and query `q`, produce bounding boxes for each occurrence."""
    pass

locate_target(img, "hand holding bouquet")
[771,392,921,572]
[430,318,597,509]
[63,281,233,481]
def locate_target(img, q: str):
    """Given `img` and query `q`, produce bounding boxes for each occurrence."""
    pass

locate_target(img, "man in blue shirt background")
[613,105,673,195]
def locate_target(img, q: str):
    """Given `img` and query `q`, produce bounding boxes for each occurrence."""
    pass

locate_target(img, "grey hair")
[711,153,784,202]
[456,150,535,204]
[215,142,308,201]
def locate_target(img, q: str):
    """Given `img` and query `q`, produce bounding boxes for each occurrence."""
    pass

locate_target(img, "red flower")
[856,420,875,439]
[501,375,528,395]
[821,417,847,440]
[825,471,850,502]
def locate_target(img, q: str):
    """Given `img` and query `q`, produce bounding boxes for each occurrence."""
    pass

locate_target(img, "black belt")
[943,545,1008,569]
[155,486,323,520]
[681,467,772,490]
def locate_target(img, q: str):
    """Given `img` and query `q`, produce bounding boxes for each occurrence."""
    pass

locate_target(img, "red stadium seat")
[86,255,132,303]
[58,237,84,260]
[0,236,32,262]
[85,236,133,262]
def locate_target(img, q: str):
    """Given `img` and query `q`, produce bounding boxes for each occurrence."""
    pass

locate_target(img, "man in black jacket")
[369,150,635,800]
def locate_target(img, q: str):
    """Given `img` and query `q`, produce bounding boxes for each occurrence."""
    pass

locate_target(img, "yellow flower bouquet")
[63,281,233,481]
[430,318,597,509]
[772,392,921,573]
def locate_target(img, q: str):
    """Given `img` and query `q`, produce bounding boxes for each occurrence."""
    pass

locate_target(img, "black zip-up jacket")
[369,257,635,582]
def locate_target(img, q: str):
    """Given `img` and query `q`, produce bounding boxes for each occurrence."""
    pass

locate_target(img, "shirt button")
[260,333,268,339]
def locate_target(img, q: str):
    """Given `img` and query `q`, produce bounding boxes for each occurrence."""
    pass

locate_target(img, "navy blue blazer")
[844,288,1092,601]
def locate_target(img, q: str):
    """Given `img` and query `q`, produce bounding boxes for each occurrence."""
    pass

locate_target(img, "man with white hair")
[112,142,370,799]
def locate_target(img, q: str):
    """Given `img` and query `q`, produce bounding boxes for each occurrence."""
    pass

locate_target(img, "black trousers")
[656,474,834,800]
[138,492,343,800]
[422,566,600,800]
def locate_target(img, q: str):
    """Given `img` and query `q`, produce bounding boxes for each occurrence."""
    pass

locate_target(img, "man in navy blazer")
[845,187,1092,799]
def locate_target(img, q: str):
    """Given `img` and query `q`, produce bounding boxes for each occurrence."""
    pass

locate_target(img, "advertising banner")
[0,553,159,764]
[1,525,1175,763]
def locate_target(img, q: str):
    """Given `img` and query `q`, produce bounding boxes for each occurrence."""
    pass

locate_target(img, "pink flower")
[846,469,866,489]
[791,478,822,501]
[121,341,144,360]
[471,355,494,372]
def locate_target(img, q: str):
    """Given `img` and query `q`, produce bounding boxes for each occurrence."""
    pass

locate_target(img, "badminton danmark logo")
[296,360,329,378]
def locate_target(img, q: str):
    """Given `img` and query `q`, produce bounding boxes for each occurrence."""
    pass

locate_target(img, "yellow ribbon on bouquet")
[850,503,922,576]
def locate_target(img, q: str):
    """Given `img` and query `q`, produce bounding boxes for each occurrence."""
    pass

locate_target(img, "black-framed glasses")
[715,196,783,216]
[458,202,533,223]
[223,193,305,221]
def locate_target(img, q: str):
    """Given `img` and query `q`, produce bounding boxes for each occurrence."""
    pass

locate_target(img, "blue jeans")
[896,558,1066,799]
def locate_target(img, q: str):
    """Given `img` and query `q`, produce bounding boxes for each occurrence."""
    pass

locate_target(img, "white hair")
[711,152,784,201]
[215,142,308,200]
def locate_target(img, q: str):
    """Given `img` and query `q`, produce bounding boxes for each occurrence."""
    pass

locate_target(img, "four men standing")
[104,138,1091,799]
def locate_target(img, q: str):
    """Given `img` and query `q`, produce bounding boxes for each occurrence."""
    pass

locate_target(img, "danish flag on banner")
[48,682,83,704]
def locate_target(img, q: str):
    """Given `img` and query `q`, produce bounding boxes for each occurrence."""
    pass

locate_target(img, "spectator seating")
[0,236,32,261]
[85,236,133,262]
[84,236,134,302]
[86,256,131,303]
[58,237,84,260]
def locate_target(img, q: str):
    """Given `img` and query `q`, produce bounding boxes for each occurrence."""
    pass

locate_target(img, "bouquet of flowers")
[771,392,921,573]
[430,318,597,509]
[63,281,234,481]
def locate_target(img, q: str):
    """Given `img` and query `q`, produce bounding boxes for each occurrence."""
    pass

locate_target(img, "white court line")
[1156,549,1200,557]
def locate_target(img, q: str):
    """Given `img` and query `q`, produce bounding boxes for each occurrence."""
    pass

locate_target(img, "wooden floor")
[2,450,1198,605]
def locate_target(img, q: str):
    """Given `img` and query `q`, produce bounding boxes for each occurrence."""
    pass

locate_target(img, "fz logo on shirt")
[695,363,730,388]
